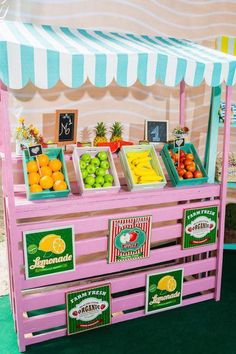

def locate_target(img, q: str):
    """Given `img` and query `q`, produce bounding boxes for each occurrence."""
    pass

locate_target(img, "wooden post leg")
[215,85,232,301]
[0,86,26,352]
[179,80,185,127]
[204,86,221,183]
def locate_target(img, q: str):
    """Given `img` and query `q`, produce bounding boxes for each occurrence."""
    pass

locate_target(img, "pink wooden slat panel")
[21,243,217,289]
[112,276,215,313]
[75,223,182,257]
[23,257,217,311]
[17,199,220,236]
[23,276,215,333]
[112,293,215,325]
[24,293,215,347]
[17,223,182,267]
[14,183,220,220]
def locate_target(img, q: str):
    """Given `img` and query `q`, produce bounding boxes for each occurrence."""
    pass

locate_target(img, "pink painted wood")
[24,292,215,347]
[23,276,215,333]
[215,85,233,300]
[179,80,185,127]
[17,223,181,266]
[0,86,26,351]
[13,183,220,220]
[23,257,217,312]
[21,243,217,290]
[17,199,220,235]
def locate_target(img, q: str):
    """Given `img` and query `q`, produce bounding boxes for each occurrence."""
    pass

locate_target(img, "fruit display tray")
[120,145,167,191]
[22,148,71,201]
[160,143,208,187]
[72,146,120,195]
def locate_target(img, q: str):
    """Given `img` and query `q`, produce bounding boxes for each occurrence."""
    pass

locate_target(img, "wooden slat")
[23,276,215,333]
[112,293,215,324]
[14,183,220,220]
[17,199,219,235]
[21,242,217,289]
[24,292,215,346]
[23,257,217,311]
[17,223,182,266]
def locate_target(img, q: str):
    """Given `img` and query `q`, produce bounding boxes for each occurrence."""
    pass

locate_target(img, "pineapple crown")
[110,121,123,136]
[95,122,107,137]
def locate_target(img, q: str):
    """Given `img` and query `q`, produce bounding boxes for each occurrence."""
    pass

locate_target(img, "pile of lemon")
[126,151,163,184]
[27,154,67,193]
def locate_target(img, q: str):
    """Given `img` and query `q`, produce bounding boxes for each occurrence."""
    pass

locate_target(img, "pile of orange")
[27,154,67,193]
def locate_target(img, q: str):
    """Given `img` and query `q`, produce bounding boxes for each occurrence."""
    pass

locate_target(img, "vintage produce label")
[66,284,111,335]
[108,215,152,263]
[23,226,75,279]
[146,268,183,314]
[183,206,218,249]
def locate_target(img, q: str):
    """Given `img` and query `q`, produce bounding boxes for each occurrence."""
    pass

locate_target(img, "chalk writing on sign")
[55,110,78,145]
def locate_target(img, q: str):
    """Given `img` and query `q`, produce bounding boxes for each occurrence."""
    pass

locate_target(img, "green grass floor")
[1,251,236,354]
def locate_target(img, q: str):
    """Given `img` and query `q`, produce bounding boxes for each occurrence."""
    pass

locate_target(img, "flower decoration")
[15,117,44,147]
[171,126,189,140]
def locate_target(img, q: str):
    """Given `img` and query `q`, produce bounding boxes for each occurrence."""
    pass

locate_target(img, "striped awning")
[216,36,236,56]
[1,21,236,89]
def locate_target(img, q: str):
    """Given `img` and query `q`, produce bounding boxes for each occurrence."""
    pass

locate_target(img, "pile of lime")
[79,151,114,189]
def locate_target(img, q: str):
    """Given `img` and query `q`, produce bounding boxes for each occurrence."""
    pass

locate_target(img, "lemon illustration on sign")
[38,234,65,254]
[157,275,177,292]
[52,238,66,254]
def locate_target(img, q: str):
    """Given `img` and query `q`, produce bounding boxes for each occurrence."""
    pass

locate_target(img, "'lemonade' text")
[30,254,72,269]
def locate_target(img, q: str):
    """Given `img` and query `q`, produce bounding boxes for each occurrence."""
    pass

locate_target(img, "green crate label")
[66,284,111,335]
[183,206,218,249]
[23,226,75,279]
[146,268,183,314]
[108,215,152,263]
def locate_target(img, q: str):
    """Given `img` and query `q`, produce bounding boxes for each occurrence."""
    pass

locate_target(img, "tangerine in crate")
[22,148,70,200]
[160,143,208,187]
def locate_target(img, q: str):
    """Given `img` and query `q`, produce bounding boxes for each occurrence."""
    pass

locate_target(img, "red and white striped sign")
[108,215,152,263]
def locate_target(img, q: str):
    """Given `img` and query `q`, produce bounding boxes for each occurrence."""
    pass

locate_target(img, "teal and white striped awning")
[0,20,236,89]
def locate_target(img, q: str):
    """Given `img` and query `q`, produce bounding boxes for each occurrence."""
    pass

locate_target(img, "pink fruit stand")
[0,21,236,352]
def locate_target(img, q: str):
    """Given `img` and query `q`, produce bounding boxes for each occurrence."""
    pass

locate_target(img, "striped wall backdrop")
[4,0,236,201]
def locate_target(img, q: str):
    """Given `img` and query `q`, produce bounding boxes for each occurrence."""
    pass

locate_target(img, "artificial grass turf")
[0,251,236,354]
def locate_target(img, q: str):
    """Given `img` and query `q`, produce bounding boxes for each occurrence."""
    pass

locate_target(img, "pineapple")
[93,122,108,146]
[110,122,123,142]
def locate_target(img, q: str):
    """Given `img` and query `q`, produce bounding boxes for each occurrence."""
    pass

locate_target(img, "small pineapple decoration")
[110,122,123,142]
[93,122,108,146]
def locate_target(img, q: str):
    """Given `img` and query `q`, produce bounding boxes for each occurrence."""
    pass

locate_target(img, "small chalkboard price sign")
[55,110,78,145]
[28,144,43,157]
[174,138,185,148]
[145,120,168,144]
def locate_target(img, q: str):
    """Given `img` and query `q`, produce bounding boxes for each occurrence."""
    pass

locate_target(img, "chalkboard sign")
[55,110,78,145]
[174,138,185,148]
[28,144,43,157]
[145,120,168,144]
